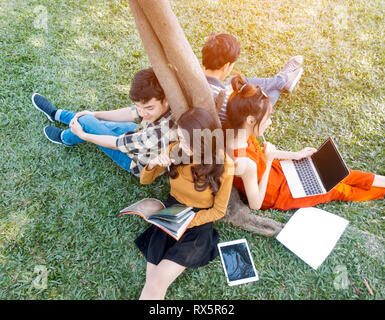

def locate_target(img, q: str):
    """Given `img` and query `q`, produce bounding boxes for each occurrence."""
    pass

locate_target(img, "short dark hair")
[201,33,241,70]
[129,67,165,103]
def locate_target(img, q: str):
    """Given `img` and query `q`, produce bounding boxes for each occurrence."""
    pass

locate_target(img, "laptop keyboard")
[292,158,323,196]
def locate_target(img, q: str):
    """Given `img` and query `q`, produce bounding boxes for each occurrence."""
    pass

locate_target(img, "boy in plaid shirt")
[32,68,178,176]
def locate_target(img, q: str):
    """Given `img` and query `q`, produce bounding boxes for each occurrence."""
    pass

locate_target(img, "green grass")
[0,0,384,300]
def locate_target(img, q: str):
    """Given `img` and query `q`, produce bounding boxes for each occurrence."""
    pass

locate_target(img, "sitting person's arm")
[188,158,234,228]
[273,147,317,160]
[69,117,119,149]
[67,105,142,149]
[140,141,179,184]
[140,152,171,185]
[73,105,140,123]
[236,142,275,210]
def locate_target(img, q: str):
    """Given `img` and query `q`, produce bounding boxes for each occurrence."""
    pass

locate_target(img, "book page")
[149,211,196,240]
[150,205,192,220]
[150,210,195,233]
[276,207,349,270]
[120,198,165,218]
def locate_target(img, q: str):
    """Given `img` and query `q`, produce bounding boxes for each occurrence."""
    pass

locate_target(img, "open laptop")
[280,137,349,198]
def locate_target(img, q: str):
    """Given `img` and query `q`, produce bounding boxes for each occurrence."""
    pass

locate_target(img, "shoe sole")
[287,67,303,93]
[43,127,64,145]
[32,93,54,122]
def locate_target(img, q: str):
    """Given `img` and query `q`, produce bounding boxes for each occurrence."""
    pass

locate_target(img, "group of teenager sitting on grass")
[31,33,385,299]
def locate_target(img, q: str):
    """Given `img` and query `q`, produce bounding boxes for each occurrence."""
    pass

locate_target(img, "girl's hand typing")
[293,147,317,160]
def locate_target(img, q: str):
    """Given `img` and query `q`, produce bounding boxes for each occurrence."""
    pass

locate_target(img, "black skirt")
[134,196,219,269]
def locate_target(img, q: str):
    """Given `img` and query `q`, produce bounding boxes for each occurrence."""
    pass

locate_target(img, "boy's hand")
[70,110,95,126]
[69,117,86,139]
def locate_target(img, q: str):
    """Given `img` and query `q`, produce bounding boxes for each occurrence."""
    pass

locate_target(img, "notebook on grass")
[276,207,349,270]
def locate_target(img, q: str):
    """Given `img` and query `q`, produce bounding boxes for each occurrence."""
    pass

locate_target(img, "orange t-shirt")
[233,135,286,209]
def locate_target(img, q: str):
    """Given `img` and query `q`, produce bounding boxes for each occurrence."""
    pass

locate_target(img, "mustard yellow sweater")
[140,143,234,228]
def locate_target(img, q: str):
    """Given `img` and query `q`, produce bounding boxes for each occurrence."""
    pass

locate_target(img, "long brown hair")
[169,108,225,197]
[226,73,272,133]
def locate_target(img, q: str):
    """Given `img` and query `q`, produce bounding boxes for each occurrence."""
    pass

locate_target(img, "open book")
[119,198,195,241]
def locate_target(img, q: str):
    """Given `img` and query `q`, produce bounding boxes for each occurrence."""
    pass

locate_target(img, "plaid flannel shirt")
[116,107,178,176]
[206,75,230,126]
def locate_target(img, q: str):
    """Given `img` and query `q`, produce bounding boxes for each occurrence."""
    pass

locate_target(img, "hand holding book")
[119,198,195,240]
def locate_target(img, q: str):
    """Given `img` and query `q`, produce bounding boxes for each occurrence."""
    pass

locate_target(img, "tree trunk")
[129,0,285,237]
[128,0,189,120]
[222,187,284,237]
[137,0,220,127]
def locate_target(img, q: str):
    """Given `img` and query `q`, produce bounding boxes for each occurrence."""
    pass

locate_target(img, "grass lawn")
[0,0,384,300]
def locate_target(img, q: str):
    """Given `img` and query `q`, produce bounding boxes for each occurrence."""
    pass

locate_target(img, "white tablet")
[217,239,259,286]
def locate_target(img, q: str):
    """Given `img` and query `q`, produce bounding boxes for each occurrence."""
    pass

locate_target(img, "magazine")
[119,198,195,240]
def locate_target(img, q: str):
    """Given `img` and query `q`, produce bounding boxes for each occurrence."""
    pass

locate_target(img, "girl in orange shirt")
[225,74,385,211]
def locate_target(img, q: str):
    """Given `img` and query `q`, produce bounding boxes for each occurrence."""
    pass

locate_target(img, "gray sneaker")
[279,55,304,92]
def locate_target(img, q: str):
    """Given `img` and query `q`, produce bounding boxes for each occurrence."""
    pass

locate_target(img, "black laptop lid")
[311,138,350,192]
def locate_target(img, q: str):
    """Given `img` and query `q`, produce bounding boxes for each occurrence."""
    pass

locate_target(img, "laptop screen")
[311,138,349,192]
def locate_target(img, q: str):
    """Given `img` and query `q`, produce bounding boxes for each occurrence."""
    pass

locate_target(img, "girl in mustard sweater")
[136,107,234,300]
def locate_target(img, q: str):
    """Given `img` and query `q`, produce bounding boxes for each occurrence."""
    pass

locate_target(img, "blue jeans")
[55,110,138,172]
[225,74,287,106]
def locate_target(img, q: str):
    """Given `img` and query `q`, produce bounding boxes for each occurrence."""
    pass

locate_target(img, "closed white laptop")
[280,137,349,198]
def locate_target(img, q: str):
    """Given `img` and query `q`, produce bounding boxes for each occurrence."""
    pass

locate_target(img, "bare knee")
[140,275,169,300]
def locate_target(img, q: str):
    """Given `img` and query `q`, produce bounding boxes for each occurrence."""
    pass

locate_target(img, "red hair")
[226,73,272,131]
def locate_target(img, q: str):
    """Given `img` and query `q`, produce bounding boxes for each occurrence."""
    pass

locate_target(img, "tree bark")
[222,187,284,237]
[128,0,189,120]
[137,0,220,127]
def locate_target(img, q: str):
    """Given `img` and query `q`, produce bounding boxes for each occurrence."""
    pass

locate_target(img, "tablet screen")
[218,240,259,285]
